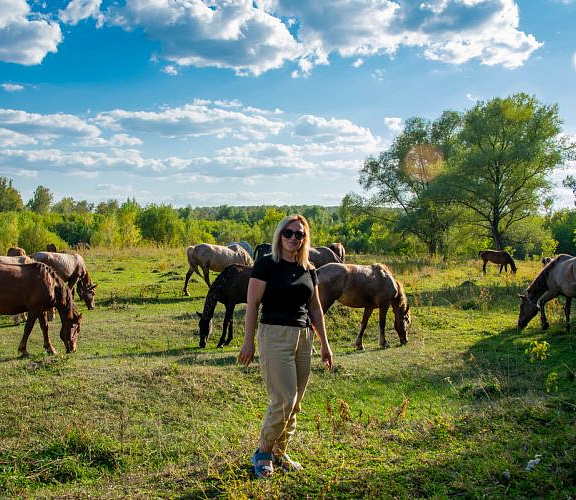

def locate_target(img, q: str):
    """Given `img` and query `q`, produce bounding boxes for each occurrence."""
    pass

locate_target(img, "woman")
[238,214,333,478]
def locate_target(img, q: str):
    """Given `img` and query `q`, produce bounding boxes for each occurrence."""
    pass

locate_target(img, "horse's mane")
[393,278,409,313]
[526,257,562,299]
[40,263,77,319]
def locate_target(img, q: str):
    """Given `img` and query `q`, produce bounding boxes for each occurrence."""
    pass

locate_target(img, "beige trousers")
[257,323,313,453]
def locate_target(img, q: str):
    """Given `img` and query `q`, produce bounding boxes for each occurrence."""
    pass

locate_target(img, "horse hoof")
[379,343,390,349]
[355,344,364,351]
[542,322,550,331]
[183,291,190,297]
[19,351,30,358]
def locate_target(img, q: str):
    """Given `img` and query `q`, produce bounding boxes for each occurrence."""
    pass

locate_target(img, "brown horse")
[518,254,575,332]
[309,246,342,268]
[196,264,251,348]
[31,252,97,309]
[7,247,26,256]
[0,262,82,356]
[478,250,517,274]
[328,242,346,263]
[317,263,410,349]
[184,243,253,292]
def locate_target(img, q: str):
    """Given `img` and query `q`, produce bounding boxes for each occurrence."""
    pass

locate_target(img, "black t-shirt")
[251,254,317,327]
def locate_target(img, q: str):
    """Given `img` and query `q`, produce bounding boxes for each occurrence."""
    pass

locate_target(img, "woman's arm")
[308,285,333,370]
[238,277,266,367]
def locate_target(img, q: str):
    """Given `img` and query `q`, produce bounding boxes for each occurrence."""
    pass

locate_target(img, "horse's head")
[197,311,213,348]
[394,303,410,345]
[60,308,82,353]
[517,293,538,330]
[78,280,97,310]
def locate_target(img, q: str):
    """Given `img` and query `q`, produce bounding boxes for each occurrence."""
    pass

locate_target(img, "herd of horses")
[1,241,574,356]
[0,245,96,356]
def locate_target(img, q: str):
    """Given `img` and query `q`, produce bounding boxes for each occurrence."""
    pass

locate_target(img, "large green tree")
[27,185,54,214]
[358,112,461,255]
[442,93,572,250]
[0,177,24,212]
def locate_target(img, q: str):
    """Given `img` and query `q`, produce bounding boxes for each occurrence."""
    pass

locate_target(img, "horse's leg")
[354,308,373,350]
[564,297,572,332]
[482,259,487,274]
[219,305,234,347]
[223,309,235,347]
[378,304,391,349]
[538,290,559,330]
[183,268,192,296]
[38,311,56,355]
[202,265,211,287]
[18,312,38,357]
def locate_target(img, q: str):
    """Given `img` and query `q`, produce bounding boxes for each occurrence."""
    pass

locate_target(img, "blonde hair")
[271,214,312,269]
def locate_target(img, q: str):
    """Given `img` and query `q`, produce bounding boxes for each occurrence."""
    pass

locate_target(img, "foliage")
[0,177,24,212]
[27,185,54,214]
[441,93,570,250]
[358,113,462,255]
[524,340,550,363]
[547,209,576,255]
[0,212,20,252]
[17,212,65,252]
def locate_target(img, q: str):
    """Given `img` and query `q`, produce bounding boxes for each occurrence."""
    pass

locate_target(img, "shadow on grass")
[99,295,202,307]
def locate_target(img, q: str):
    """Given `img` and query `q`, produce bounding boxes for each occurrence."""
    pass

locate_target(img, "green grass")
[0,248,575,498]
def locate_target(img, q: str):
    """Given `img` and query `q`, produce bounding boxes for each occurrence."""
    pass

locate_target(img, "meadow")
[0,248,574,498]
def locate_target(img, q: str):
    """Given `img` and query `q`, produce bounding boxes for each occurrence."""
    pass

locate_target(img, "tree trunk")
[491,225,504,250]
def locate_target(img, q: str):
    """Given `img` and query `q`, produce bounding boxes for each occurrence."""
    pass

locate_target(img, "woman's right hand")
[238,340,255,367]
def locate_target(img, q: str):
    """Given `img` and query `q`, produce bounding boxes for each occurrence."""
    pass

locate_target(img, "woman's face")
[281,219,306,253]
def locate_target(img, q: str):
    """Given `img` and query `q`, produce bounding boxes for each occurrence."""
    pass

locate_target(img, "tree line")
[1,93,575,258]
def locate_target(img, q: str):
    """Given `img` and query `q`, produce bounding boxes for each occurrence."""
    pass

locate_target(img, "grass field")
[0,248,575,498]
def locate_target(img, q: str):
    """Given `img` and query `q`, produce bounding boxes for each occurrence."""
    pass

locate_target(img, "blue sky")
[0,0,575,208]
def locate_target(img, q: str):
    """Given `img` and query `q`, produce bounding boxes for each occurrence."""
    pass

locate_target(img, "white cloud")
[162,65,178,76]
[0,0,62,65]
[466,93,479,102]
[384,116,403,134]
[573,51,576,70]
[0,127,37,147]
[105,0,302,76]
[352,58,364,67]
[372,69,386,81]
[2,83,24,92]
[94,100,285,140]
[59,0,103,26]
[0,108,101,142]
[293,114,380,149]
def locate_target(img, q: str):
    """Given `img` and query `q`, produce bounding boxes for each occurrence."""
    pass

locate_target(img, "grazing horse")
[478,250,517,274]
[196,264,251,348]
[184,243,253,292]
[0,262,82,356]
[518,254,576,332]
[328,242,346,263]
[31,252,97,309]
[254,243,272,261]
[7,247,26,256]
[317,263,410,349]
[309,246,342,268]
[0,256,34,323]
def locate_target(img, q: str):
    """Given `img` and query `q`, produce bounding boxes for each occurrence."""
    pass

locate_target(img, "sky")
[0,0,575,208]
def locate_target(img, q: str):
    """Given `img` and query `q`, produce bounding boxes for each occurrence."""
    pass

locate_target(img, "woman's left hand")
[321,342,333,370]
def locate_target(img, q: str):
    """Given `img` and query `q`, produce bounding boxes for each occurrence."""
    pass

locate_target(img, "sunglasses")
[281,228,306,240]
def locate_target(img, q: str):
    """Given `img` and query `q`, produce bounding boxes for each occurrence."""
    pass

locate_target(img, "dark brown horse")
[196,264,251,348]
[7,247,26,256]
[328,242,346,263]
[317,263,410,349]
[31,252,97,309]
[309,246,342,268]
[478,250,517,274]
[0,262,82,356]
[253,243,272,261]
[518,254,575,332]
